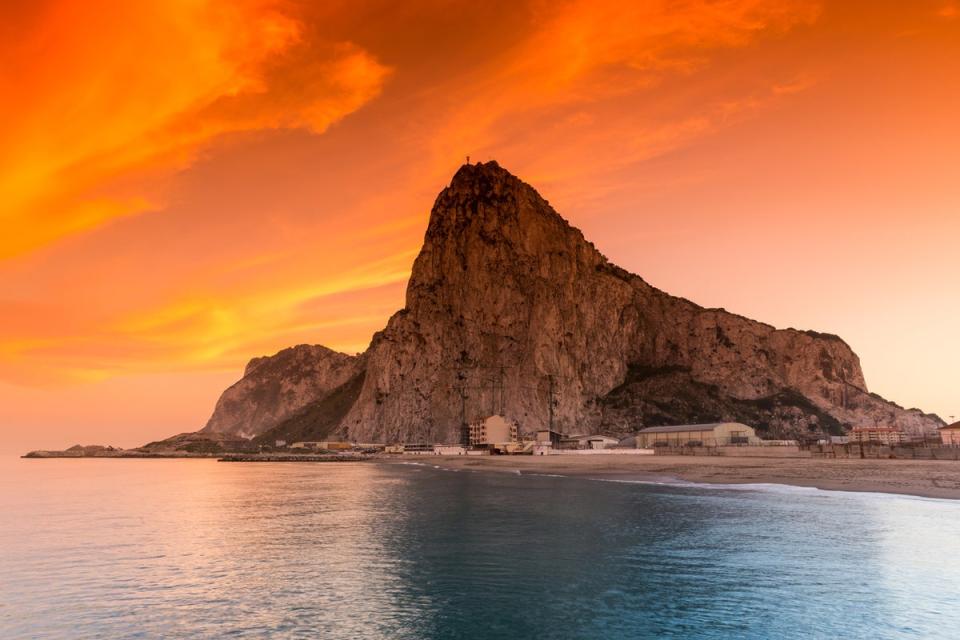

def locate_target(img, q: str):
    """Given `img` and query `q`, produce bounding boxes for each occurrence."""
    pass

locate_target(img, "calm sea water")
[1,458,959,639]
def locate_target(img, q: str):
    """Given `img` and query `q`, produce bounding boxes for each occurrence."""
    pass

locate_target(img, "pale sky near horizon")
[1,0,958,452]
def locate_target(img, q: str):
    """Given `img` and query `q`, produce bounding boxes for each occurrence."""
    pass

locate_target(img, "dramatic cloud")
[427,0,821,197]
[2,1,959,450]
[0,0,389,259]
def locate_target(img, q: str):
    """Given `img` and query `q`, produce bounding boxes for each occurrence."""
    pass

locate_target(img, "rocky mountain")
[250,369,366,446]
[201,344,362,439]
[195,161,943,444]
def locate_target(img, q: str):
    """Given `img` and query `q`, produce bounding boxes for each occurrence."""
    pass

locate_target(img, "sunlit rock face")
[340,162,940,442]
[201,345,362,439]
[200,162,943,443]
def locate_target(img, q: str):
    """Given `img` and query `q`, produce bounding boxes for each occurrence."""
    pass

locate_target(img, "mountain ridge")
[189,161,943,445]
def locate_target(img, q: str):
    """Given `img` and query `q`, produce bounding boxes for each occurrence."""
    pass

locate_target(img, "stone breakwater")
[217,454,374,462]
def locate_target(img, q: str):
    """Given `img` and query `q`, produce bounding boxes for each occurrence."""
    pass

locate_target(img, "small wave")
[590,477,821,494]
[585,476,956,503]
[396,461,954,503]
[396,461,466,473]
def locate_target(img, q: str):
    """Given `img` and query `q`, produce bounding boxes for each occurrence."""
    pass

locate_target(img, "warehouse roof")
[637,423,746,434]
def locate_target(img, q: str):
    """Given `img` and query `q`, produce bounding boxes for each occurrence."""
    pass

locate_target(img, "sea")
[1,457,959,640]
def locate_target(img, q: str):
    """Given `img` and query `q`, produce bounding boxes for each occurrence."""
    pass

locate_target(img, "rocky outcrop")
[23,445,120,458]
[139,431,255,453]
[192,161,943,444]
[337,162,941,441]
[252,370,366,445]
[201,344,362,439]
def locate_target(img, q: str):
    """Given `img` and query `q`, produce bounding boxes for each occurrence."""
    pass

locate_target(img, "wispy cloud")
[0,0,389,260]
[0,0,824,389]
[938,2,960,19]
[426,0,821,204]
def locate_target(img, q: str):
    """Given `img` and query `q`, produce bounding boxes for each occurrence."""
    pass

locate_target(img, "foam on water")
[584,474,960,503]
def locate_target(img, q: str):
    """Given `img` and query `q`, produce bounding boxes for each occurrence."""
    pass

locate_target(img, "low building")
[561,434,620,450]
[434,445,466,455]
[763,439,800,446]
[466,448,491,456]
[290,441,352,450]
[939,422,960,446]
[403,443,434,455]
[535,429,563,449]
[469,415,519,450]
[384,444,404,454]
[850,427,905,445]
[635,422,759,448]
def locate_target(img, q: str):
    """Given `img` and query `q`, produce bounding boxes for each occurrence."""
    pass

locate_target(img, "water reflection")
[2,459,960,639]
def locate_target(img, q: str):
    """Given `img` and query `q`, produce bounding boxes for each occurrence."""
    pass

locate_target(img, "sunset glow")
[2,0,958,450]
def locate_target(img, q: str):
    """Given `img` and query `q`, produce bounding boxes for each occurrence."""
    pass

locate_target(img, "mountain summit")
[199,161,942,445]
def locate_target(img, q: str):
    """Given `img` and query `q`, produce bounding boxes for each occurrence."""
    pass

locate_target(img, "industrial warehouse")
[634,423,760,448]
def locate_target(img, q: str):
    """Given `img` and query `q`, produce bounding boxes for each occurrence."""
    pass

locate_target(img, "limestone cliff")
[337,162,941,441]
[196,162,943,444]
[201,344,362,439]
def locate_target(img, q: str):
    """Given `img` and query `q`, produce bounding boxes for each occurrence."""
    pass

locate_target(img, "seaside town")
[28,415,960,463]
[257,416,960,461]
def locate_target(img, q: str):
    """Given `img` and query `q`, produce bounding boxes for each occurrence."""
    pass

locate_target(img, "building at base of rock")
[635,423,759,448]
[469,415,519,451]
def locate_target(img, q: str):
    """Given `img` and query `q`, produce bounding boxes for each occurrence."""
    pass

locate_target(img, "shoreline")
[408,455,960,500]
[17,451,960,500]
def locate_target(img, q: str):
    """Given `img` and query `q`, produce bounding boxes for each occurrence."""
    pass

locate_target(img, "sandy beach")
[413,454,960,500]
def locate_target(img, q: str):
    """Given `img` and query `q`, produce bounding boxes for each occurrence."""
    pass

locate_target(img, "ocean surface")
[2,458,959,639]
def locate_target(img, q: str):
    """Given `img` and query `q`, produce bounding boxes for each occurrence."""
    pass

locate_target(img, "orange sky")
[2,0,958,452]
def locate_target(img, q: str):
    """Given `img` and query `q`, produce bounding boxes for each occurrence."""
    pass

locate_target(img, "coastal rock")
[201,344,362,439]
[139,431,256,453]
[23,444,121,457]
[338,162,942,441]
[194,162,944,444]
